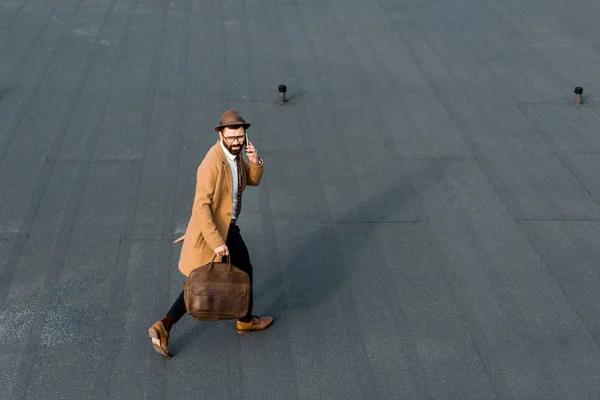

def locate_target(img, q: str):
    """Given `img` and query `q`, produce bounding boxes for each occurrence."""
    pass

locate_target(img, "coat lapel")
[241,158,248,190]
[214,142,233,197]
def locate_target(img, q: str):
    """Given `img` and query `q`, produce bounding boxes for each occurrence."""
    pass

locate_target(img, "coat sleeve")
[246,157,264,186]
[192,157,225,250]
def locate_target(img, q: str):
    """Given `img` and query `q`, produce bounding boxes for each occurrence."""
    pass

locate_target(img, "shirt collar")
[219,140,237,161]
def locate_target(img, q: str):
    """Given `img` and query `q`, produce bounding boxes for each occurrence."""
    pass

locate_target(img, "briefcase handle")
[205,254,233,272]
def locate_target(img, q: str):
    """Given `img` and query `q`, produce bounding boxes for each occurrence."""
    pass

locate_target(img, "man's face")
[220,126,246,155]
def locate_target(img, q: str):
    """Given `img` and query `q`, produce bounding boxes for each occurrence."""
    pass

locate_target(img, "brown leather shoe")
[148,321,172,357]
[236,315,274,334]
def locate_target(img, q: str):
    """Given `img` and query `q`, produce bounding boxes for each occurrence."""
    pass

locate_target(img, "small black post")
[278,85,287,105]
[574,86,583,106]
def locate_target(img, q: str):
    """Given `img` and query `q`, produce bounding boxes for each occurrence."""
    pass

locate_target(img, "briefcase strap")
[206,254,233,271]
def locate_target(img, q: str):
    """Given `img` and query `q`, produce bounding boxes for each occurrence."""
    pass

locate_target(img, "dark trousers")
[167,223,254,323]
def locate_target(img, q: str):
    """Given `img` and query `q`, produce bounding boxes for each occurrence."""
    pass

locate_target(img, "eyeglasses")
[222,134,246,144]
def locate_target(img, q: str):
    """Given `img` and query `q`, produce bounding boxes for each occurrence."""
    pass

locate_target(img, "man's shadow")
[172,162,445,351]
[257,163,445,318]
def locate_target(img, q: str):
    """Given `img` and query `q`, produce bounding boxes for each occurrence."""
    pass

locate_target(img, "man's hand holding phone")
[245,137,260,165]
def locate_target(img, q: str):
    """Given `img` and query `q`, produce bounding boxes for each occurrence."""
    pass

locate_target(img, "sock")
[161,315,175,332]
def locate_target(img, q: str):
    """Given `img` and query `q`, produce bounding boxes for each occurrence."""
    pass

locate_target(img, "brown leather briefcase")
[184,255,250,321]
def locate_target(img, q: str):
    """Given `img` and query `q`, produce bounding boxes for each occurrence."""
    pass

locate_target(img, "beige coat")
[175,141,264,276]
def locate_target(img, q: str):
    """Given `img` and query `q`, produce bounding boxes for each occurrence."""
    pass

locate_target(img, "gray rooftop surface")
[1,0,600,399]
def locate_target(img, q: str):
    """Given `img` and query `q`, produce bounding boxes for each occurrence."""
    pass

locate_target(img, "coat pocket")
[194,231,205,249]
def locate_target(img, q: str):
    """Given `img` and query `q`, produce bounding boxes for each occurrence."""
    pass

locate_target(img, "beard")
[223,141,244,155]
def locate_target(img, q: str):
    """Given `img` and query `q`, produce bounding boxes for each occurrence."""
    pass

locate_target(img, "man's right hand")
[213,244,229,257]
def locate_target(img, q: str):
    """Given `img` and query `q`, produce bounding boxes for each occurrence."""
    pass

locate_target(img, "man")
[148,110,273,357]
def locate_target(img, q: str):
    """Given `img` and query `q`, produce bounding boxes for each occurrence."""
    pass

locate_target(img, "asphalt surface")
[1,0,600,399]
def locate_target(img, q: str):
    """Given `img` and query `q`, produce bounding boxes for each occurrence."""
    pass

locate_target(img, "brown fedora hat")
[214,110,251,131]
